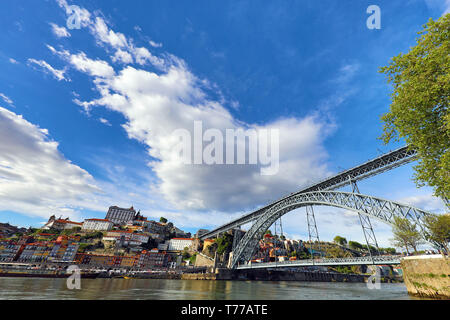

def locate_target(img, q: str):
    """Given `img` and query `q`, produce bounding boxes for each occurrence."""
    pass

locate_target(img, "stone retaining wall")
[401,255,450,299]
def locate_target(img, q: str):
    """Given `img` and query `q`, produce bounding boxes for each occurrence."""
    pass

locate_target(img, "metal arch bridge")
[230,191,432,269]
[236,256,402,270]
[197,146,439,269]
[199,146,417,240]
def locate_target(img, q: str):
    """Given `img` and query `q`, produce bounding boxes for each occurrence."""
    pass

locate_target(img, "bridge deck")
[235,256,402,269]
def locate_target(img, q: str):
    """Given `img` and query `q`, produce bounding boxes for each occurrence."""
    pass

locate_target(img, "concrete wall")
[182,268,367,282]
[401,255,450,299]
[194,253,215,268]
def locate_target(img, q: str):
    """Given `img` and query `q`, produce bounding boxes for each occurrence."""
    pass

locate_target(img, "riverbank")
[181,268,401,283]
[401,255,450,299]
[0,266,401,283]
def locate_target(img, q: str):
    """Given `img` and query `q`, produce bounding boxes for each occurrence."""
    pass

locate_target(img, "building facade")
[167,238,194,251]
[82,218,113,231]
[42,216,83,230]
[103,230,150,247]
[105,206,137,225]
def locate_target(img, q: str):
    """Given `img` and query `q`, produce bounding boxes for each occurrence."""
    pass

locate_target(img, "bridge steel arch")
[230,191,433,269]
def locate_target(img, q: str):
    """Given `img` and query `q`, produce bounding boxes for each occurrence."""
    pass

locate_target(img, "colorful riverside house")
[74,253,139,268]
[120,255,138,268]
[137,250,170,268]
[16,242,52,263]
[0,240,25,262]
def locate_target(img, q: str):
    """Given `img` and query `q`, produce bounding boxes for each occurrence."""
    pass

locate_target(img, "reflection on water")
[0,278,415,300]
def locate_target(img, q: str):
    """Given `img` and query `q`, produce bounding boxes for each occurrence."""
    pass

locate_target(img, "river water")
[0,277,421,300]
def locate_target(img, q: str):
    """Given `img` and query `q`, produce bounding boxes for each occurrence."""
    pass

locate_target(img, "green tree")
[216,233,233,255]
[379,14,450,203]
[382,247,397,255]
[348,241,363,251]
[390,216,424,254]
[182,247,191,260]
[423,214,450,254]
[333,236,347,246]
[159,217,168,223]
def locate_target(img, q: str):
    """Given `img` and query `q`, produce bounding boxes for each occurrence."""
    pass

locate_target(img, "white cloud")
[398,194,446,213]
[99,117,111,126]
[49,14,333,213]
[68,52,115,78]
[46,46,115,79]
[0,107,100,219]
[49,23,71,38]
[0,93,13,105]
[149,40,163,48]
[27,58,68,81]
[112,49,133,64]
[91,17,128,49]
[9,58,19,64]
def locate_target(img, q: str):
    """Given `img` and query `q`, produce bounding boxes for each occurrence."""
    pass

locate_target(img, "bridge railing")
[236,255,403,269]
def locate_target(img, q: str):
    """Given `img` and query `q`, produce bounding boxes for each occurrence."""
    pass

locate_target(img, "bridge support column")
[306,206,322,259]
[350,180,380,262]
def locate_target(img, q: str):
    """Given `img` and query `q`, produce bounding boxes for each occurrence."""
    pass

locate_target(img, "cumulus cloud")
[0,107,100,219]
[112,49,133,64]
[27,58,68,81]
[49,22,71,38]
[45,7,333,214]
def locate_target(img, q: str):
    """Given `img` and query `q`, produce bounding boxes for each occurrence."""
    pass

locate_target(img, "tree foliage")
[348,241,363,251]
[390,216,424,254]
[216,233,233,255]
[423,213,450,253]
[379,14,449,202]
[159,217,168,223]
[333,236,347,246]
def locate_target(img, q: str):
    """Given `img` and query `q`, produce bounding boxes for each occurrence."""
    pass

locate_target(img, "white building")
[105,206,137,225]
[167,238,194,251]
[82,218,113,231]
[103,231,149,246]
[42,216,83,230]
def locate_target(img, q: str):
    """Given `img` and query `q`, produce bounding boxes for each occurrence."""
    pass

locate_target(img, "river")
[0,277,422,300]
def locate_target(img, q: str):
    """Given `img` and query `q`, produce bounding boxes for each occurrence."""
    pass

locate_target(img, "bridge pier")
[350,179,380,262]
[306,205,322,259]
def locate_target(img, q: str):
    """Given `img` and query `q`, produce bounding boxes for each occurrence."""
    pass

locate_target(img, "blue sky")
[0,0,448,248]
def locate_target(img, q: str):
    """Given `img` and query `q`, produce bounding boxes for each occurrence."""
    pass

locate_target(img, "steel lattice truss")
[230,191,432,268]
[236,255,402,270]
[200,146,417,240]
